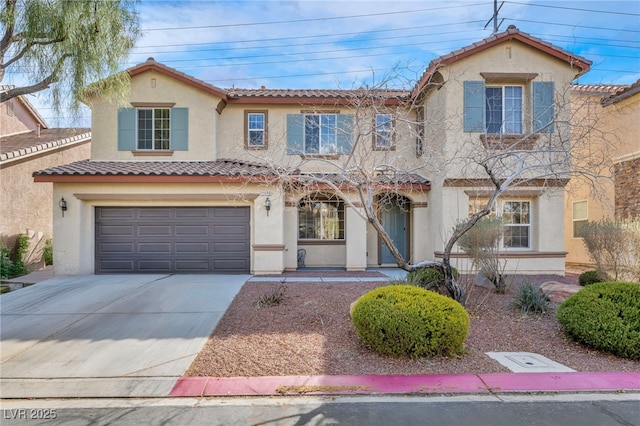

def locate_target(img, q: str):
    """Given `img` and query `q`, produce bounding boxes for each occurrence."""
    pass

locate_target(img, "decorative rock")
[540,281,582,303]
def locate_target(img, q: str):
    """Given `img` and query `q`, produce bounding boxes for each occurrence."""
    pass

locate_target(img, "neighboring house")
[565,80,640,267]
[34,26,591,276]
[0,86,91,268]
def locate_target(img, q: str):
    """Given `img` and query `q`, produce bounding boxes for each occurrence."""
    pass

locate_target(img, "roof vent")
[507,24,517,30]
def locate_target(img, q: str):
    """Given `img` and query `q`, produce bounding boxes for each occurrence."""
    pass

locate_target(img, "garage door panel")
[138,243,172,253]
[137,208,173,219]
[175,225,209,236]
[175,242,209,253]
[95,207,250,274]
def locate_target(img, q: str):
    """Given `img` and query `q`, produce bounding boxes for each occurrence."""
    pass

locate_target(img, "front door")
[379,198,409,264]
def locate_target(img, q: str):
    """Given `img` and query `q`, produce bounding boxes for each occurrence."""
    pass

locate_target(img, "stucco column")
[346,205,367,271]
[252,192,285,275]
[411,202,430,263]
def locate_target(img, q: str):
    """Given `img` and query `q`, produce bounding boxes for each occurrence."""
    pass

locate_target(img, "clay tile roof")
[33,158,282,177]
[301,172,430,186]
[1,129,90,163]
[601,79,640,106]
[570,84,629,96]
[226,88,410,100]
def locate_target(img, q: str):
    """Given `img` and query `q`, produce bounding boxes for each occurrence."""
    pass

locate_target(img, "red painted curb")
[170,372,640,397]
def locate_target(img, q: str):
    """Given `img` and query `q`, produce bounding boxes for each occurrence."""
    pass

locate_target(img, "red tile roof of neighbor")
[0,129,91,162]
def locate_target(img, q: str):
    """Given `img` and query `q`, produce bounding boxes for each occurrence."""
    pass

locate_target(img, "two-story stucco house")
[34,26,591,276]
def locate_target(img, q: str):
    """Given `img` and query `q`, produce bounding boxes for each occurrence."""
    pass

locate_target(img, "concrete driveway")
[0,274,249,397]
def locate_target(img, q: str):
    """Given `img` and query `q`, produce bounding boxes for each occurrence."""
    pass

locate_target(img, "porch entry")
[379,195,410,265]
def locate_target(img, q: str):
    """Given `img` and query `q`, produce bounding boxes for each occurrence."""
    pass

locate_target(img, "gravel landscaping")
[186,273,639,377]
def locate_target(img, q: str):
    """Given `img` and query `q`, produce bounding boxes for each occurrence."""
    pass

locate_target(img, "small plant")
[513,281,549,314]
[578,270,607,286]
[1,285,10,294]
[43,238,53,266]
[557,282,640,360]
[256,285,287,308]
[351,284,469,357]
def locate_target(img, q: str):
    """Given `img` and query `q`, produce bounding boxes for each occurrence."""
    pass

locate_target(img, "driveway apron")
[0,274,248,379]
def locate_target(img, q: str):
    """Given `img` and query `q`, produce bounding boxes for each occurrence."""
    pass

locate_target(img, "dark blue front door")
[380,200,408,264]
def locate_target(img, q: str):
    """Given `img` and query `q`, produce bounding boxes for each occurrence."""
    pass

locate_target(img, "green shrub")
[407,266,459,292]
[0,246,13,279]
[513,281,549,314]
[351,284,469,357]
[557,282,640,360]
[578,270,607,286]
[43,239,53,266]
[9,234,29,277]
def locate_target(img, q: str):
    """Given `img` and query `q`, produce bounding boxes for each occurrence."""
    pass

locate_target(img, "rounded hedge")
[351,285,470,357]
[557,282,640,360]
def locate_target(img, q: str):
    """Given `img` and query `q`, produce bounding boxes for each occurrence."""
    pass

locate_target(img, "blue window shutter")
[463,81,485,132]
[533,82,554,133]
[117,108,136,150]
[287,114,304,154]
[171,107,189,150]
[337,114,354,154]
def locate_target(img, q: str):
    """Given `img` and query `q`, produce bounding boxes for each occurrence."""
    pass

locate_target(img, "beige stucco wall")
[0,98,40,136]
[88,70,221,162]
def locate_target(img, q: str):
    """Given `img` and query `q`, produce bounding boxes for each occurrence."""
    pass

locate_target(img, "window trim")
[244,110,268,149]
[303,112,338,155]
[572,200,588,239]
[373,113,396,150]
[297,195,345,241]
[485,85,523,135]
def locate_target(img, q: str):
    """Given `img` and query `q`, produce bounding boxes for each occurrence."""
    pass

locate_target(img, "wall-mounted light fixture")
[59,197,67,217]
[265,197,271,216]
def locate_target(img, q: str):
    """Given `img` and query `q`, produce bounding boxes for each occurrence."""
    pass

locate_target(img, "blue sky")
[25,0,640,125]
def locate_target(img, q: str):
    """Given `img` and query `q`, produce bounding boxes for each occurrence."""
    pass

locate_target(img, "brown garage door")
[95,207,250,274]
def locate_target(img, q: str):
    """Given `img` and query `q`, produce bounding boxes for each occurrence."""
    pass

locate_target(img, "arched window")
[298,194,345,240]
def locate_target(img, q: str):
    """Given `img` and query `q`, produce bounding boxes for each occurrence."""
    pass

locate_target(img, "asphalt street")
[2,394,639,426]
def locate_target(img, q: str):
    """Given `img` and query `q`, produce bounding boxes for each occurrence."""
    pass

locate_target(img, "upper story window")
[374,113,395,149]
[463,80,554,135]
[245,111,267,148]
[137,108,170,150]
[485,86,523,134]
[286,113,353,156]
[117,106,188,152]
[305,113,337,154]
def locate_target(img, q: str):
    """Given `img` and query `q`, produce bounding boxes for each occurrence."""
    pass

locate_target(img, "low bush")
[43,239,53,266]
[578,270,607,286]
[256,285,287,308]
[407,266,459,292]
[513,281,548,314]
[351,284,469,357]
[557,282,640,360]
[0,246,12,279]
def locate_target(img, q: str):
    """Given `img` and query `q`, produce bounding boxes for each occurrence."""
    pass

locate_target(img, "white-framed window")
[374,113,394,149]
[304,113,337,155]
[502,200,531,248]
[298,195,345,240]
[245,111,267,148]
[572,200,588,238]
[137,108,170,150]
[485,86,523,134]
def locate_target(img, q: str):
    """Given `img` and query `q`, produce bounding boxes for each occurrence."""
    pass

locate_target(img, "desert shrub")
[557,282,640,360]
[513,281,549,314]
[581,217,640,282]
[256,285,287,308]
[407,266,459,292]
[43,239,53,266]
[0,285,10,294]
[578,270,607,286]
[456,216,508,293]
[351,284,469,357]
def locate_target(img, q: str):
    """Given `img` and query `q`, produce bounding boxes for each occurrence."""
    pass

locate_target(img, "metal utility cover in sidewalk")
[486,352,576,373]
